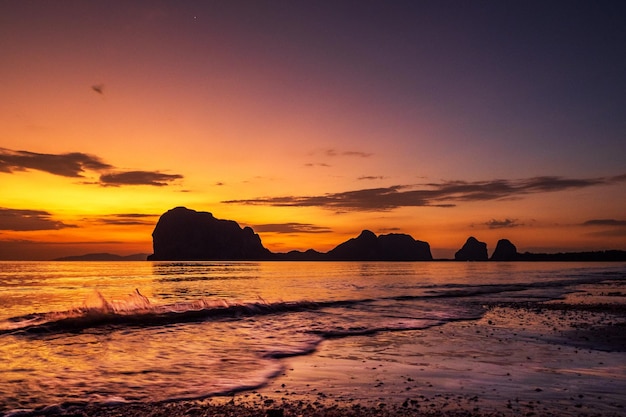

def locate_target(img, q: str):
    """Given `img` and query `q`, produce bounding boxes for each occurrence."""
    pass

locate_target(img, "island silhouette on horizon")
[142,207,626,262]
[147,207,433,261]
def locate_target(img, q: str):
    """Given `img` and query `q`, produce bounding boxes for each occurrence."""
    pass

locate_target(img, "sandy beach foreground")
[10,284,626,417]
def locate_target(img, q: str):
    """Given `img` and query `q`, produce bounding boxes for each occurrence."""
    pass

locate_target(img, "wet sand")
[12,283,626,417]
[251,303,626,416]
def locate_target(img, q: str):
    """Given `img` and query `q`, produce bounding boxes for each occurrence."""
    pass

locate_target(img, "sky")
[1,0,625,260]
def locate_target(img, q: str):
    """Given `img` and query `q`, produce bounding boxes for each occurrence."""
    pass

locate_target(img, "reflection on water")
[0,261,624,412]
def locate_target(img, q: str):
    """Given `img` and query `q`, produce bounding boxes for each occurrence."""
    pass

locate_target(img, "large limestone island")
[147,207,432,261]
[147,207,626,262]
[148,207,272,261]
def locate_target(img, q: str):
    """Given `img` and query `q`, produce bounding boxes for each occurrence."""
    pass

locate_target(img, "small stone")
[266,408,284,417]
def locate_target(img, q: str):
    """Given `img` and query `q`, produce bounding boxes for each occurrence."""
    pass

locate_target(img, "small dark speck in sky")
[91,84,104,95]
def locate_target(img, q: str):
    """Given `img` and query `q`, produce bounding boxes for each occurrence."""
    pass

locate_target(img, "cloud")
[339,151,373,158]
[305,148,373,168]
[0,147,112,177]
[251,223,333,234]
[581,219,626,237]
[358,176,385,181]
[99,171,183,187]
[95,213,158,226]
[485,218,522,229]
[224,174,626,212]
[0,208,76,231]
[225,185,453,210]
[322,149,373,158]
[1,147,184,187]
[378,227,403,232]
[304,163,331,168]
[582,219,626,227]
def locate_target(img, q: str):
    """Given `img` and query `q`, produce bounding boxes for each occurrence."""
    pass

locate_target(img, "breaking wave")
[3,271,619,337]
[0,289,334,335]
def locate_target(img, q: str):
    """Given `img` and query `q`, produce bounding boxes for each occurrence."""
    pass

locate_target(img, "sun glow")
[1,2,624,259]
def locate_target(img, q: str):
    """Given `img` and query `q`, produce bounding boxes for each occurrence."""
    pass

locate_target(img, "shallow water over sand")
[0,261,624,413]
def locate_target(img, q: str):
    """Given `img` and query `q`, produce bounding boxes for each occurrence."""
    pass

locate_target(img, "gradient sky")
[1,0,625,260]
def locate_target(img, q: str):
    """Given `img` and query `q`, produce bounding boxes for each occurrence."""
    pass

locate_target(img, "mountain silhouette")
[53,253,149,261]
[327,230,432,261]
[148,207,432,261]
[146,207,626,262]
[148,207,272,261]
[454,236,488,261]
[490,239,520,261]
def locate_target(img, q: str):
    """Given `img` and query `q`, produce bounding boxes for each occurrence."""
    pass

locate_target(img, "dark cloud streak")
[224,174,626,211]
[323,149,373,158]
[304,163,331,168]
[0,148,112,177]
[94,213,159,226]
[582,219,626,227]
[485,218,522,229]
[251,223,333,234]
[305,148,373,168]
[0,208,76,231]
[99,171,183,187]
[0,147,183,187]
[581,219,626,237]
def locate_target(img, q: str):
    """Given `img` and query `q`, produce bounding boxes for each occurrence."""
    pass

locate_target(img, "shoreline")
[10,286,626,417]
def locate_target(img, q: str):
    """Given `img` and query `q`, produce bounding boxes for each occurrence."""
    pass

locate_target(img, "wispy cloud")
[305,148,373,168]
[322,149,373,158]
[251,223,333,234]
[0,208,76,231]
[224,174,626,211]
[0,148,112,177]
[304,163,331,168]
[0,147,184,187]
[378,227,403,233]
[94,213,158,226]
[485,218,522,229]
[99,171,183,187]
[357,175,386,181]
[582,219,626,227]
[581,219,626,237]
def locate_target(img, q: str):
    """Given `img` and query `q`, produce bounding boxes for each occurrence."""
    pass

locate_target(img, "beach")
[12,282,626,417]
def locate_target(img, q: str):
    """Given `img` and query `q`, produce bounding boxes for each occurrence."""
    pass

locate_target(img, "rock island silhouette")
[146,207,626,262]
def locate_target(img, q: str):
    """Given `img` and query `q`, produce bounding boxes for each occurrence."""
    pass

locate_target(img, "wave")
[0,290,337,336]
[418,274,626,299]
[3,272,619,337]
[155,275,257,283]
[0,290,477,337]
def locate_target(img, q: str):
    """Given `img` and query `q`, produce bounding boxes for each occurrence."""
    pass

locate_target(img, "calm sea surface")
[0,261,624,413]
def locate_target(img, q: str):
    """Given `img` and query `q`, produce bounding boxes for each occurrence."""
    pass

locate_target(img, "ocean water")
[0,261,624,413]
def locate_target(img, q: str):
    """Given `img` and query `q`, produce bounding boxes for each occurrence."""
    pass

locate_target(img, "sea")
[0,261,625,414]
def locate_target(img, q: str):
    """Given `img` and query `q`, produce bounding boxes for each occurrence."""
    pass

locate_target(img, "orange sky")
[1,2,625,260]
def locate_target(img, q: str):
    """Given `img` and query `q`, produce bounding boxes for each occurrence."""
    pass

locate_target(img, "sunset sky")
[1,1,625,260]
